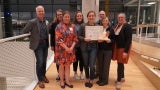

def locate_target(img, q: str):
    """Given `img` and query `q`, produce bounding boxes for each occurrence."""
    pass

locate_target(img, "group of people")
[23,5,132,90]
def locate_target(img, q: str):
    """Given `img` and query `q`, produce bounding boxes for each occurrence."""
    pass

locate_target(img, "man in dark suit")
[23,5,49,88]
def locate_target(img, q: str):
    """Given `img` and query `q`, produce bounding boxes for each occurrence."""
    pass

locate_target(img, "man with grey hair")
[96,10,106,25]
[23,5,49,88]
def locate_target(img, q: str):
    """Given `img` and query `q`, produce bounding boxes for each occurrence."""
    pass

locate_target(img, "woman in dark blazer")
[112,13,132,90]
[96,17,114,86]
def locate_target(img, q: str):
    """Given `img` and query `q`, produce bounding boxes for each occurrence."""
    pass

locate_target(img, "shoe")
[98,82,108,86]
[56,75,60,81]
[60,82,65,89]
[121,78,125,82]
[116,82,121,90]
[115,78,125,83]
[85,82,90,87]
[80,73,84,80]
[61,85,65,89]
[96,80,102,84]
[43,76,49,83]
[74,73,80,80]
[60,84,65,89]
[65,83,73,88]
[38,81,45,88]
[88,82,93,88]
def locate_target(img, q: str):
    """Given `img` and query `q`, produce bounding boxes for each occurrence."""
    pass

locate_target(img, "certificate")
[85,26,103,40]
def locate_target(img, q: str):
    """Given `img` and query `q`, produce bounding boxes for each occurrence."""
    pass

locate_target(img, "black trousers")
[73,47,83,72]
[117,63,124,82]
[98,50,112,83]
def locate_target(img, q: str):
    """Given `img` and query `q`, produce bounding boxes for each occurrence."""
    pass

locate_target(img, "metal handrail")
[132,23,160,29]
[0,33,30,44]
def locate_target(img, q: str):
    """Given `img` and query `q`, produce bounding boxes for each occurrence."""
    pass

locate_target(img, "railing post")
[145,26,148,39]
[0,77,7,90]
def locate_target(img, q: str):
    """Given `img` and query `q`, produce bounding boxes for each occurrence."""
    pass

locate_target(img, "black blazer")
[114,23,132,53]
[98,26,115,50]
[49,21,59,47]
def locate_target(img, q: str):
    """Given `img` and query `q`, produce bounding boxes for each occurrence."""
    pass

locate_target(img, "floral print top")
[54,22,78,65]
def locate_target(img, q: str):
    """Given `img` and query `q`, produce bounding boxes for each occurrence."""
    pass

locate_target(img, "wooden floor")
[34,39,160,90]
[34,57,157,90]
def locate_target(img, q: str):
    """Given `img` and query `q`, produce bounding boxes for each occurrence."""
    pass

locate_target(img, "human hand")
[123,52,128,59]
[98,39,104,42]
[105,38,111,43]
[51,47,54,51]
[84,38,91,42]
[65,47,70,53]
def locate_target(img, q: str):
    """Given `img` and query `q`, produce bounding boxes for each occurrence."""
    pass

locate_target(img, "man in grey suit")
[23,5,49,88]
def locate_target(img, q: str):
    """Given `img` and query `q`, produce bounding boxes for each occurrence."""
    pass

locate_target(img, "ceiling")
[124,0,160,7]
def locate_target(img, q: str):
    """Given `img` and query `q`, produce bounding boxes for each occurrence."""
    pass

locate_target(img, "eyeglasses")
[57,14,62,16]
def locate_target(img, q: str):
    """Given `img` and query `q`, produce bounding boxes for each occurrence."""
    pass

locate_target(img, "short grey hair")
[35,5,44,11]
[118,13,126,18]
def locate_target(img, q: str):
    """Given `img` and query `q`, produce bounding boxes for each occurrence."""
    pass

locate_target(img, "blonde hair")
[101,17,110,26]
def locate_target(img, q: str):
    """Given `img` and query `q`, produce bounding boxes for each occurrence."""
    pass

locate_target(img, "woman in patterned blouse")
[55,11,78,89]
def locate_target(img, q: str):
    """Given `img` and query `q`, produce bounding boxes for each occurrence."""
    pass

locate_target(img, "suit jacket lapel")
[35,18,40,33]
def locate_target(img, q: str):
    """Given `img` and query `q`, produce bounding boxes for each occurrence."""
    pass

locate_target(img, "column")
[3,0,13,37]
[82,0,99,22]
[105,0,109,16]
[0,5,3,39]
[0,77,7,90]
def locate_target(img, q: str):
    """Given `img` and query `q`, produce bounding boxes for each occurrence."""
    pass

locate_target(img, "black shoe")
[38,81,45,88]
[98,82,108,86]
[43,76,49,83]
[56,75,60,81]
[60,85,65,89]
[85,82,90,87]
[88,83,93,88]
[65,83,73,88]
[96,80,102,84]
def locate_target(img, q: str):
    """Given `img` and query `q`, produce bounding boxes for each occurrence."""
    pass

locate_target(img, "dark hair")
[74,11,84,24]
[87,10,96,17]
[53,9,63,23]
[56,9,63,16]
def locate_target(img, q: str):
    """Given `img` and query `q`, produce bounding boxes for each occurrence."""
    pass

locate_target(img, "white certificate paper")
[85,26,103,40]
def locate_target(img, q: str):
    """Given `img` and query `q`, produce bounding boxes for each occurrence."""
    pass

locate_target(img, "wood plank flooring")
[34,58,157,90]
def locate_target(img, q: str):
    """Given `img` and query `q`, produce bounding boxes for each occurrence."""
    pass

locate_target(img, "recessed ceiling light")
[147,2,156,5]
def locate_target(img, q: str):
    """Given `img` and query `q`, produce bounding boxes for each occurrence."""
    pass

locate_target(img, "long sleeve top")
[98,26,115,50]
[114,23,132,53]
